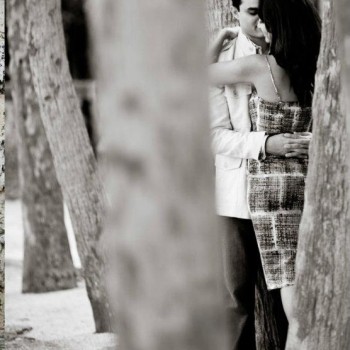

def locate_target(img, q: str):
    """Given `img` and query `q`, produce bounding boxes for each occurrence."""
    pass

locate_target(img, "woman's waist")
[248,157,308,176]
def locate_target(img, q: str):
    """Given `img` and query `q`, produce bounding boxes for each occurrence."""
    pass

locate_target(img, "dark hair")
[231,0,242,9]
[258,0,321,106]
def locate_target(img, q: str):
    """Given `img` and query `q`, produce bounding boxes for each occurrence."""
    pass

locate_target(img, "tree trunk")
[4,96,20,200]
[0,0,4,342]
[0,95,4,340]
[206,1,283,349]
[7,0,77,293]
[88,1,228,349]
[206,0,236,40]
[21,0,111,332]
[334,0,350,141]
[286,1,350,349]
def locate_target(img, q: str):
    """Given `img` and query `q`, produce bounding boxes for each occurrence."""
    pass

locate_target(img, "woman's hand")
[208,27,240,64]
[219,27,240,42]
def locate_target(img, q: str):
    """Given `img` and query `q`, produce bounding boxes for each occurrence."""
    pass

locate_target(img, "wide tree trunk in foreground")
[206,1,283,349]
[22,0,111,332]
[88,1,228,349]
[7,0,77,293]
[286,1,350,349]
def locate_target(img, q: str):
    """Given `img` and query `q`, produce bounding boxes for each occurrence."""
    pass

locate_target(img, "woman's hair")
[231,0,242,9]
[258,0,321,106]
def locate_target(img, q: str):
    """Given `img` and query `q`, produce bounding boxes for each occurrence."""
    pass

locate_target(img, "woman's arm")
[208,27,240,64]
[209,55,263,86]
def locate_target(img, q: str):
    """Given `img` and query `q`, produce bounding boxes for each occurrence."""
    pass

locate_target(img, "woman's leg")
[280,285,295,323]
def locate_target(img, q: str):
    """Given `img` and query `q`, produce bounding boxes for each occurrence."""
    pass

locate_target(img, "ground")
[5,200,117,350]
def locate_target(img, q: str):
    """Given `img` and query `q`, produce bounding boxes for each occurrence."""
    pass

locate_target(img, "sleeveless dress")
[247,56,312,290]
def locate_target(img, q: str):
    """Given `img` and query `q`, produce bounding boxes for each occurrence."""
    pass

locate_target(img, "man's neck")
[243,33,269,54]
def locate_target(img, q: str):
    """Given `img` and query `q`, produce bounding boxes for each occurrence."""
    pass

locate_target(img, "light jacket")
[210,30,267,218]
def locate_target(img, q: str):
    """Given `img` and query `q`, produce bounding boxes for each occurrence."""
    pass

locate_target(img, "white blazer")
[210,30,267,219]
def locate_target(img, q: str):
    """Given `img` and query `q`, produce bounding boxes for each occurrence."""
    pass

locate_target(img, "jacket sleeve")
[209,43,267,161]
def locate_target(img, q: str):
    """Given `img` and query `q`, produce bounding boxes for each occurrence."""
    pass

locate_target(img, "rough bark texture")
[334,0,350,142]
[206,0,236,40]
[4,98,20,200]
[286,1,350,349]
[206,1,283,349]
[0,96,4,343]
[7,0,78,293]
[88,1,228,349]
[18,0,111,331]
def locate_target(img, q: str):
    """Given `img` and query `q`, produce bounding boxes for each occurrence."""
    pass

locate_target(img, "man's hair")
[231,0,242,9]
[259,0,321,106]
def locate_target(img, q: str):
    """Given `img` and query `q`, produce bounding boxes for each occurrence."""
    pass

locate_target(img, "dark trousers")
[220,217,288,350]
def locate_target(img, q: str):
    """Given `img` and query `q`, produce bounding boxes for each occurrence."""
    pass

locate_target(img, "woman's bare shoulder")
[246,54,267,67]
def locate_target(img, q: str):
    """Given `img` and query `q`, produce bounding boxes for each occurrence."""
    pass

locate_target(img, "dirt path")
[5,200,116,349]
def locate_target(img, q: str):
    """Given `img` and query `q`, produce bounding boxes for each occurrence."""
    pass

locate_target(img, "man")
[210,0,311,348]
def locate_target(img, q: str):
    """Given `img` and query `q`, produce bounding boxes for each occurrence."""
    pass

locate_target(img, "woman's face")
[257,19,272,44]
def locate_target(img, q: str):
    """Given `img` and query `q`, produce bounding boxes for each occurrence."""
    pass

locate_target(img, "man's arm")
[209,35,311,160]
[210,84,267,160]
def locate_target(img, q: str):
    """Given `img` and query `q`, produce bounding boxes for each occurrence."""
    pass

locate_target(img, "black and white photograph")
[2,0,350,349]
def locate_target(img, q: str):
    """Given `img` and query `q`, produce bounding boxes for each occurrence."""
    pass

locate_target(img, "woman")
[210,0,321,321]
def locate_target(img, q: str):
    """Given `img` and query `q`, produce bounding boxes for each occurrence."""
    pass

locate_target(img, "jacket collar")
[236,29,263,55]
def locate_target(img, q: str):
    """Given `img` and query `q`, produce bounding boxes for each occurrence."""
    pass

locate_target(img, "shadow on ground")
[5,200,116,349]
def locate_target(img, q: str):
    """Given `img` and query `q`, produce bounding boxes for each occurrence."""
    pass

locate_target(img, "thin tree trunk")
[0,0,4,341]
[286,1,350,349]
[7,0,77,293]
[21,0,111,331]
[0,94,4,339]
[88,1,228,349]
[4,96,20,200]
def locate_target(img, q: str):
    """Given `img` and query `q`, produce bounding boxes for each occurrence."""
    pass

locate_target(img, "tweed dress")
[247,56,312,290]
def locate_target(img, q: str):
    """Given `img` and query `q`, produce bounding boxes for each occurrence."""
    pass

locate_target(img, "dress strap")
[265,55,282,102]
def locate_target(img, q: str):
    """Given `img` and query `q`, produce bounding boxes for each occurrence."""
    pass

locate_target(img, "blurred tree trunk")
[206,1,284,349]
[7,0,77,293]
[18,0,112,332]
[286,1,350,349]
[88,0,228,349]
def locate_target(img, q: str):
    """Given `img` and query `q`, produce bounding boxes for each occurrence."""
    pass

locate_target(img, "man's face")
[234,0,264,40]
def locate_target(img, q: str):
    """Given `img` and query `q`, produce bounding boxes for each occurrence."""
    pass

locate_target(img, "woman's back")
[253,55,299,104]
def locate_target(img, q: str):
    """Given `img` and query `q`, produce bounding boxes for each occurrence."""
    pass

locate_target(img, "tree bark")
[0,0,4,341]
[7,0,77,293]
[206,1,283,349]
[20,0,112,331]
[0,95,4,339]
[88,1,228,349]
[286,1,350,349]
[334,0,350,142]
[206,0,236,41]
